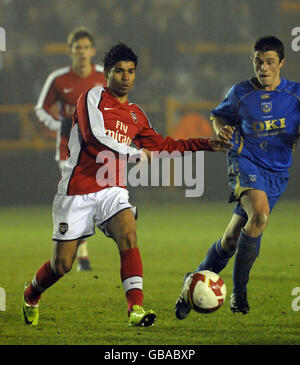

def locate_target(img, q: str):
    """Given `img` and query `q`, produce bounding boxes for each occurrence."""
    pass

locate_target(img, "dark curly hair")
[103,43,138,73]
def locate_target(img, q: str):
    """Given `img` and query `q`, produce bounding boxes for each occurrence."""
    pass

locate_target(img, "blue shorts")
[226,151,290,219]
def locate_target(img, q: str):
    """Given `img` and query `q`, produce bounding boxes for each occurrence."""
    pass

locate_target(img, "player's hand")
[217,125,235,141]
[141,148,152,162]
[209,138,233,152]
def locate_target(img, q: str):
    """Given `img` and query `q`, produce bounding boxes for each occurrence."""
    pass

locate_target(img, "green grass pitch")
[0,200,299,345]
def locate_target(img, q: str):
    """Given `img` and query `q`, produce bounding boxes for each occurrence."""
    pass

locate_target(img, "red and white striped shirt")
[58,86,213,195]
[35,64,106,161]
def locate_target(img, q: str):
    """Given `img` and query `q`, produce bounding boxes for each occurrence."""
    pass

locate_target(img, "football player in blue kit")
[175,35,300,318]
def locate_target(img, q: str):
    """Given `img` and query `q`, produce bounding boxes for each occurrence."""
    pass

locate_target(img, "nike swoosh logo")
[104,107,114,110]
[130,281,141,285]
[63,88,73,94]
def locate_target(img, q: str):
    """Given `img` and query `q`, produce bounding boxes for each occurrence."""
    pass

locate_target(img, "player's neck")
[109,89,129,104]
[72,63,93,78]
[263,78,281,91]
[254,76,281,91]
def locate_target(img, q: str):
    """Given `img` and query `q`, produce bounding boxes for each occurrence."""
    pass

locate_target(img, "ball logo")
[209,278,224,296]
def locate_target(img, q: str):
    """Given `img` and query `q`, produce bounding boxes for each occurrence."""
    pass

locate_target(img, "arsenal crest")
[130,112,137,123]
[59,222,69,235]
[260,101,272,114]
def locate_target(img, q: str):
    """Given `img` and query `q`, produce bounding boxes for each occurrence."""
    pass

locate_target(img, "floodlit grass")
[0,200,299,346]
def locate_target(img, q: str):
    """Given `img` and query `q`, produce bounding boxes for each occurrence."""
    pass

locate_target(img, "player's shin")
[77,240,88,258]
[119,247,144,315]
[195,239,235,274]
[232,231,262,294]
[24,260,61,306]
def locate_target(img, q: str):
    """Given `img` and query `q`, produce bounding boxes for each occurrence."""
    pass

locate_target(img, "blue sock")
[232,231,262,294]
[256,235,262,256]
[195,238,235,274]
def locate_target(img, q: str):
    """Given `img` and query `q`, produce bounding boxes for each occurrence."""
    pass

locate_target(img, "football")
[182,270,226,314]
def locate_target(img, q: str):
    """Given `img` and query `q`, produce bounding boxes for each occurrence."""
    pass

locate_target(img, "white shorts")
[52,187,134,241]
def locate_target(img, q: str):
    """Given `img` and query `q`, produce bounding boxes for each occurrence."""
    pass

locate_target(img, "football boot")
[174,272,192,320]
[76,257,92,271]
[21,282,39,326]
[128,305,156,327]
[229,292,250,314]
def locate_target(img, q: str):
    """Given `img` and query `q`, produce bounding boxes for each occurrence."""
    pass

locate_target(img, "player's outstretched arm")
[208,137,233,152]
[140,135,232,163]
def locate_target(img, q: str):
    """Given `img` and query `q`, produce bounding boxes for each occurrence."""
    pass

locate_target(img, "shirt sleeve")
[34,74,61,131]
[210,85,239,126]
[133,113,213,152]
[76,87,142,159]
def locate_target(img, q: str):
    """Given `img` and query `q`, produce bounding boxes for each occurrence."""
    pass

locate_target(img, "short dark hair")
[67,27,94,48]
[103,43,138,72]
[253,36,284,62]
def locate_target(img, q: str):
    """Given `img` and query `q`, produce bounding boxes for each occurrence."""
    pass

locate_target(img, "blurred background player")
[35,27,107,271]
[175,35,300,318]
[22,42,232,328]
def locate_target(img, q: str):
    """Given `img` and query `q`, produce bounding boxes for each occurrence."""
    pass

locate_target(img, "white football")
[182,270,226,313]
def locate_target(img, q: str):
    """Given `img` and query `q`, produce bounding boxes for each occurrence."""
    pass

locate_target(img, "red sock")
[119,247,144,315]
[25,260,61,306]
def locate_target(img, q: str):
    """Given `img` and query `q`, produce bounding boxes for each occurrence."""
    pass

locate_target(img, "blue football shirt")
[211,78,300,172]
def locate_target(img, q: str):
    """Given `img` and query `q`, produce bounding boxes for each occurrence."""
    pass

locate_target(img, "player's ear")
[68,46,73,59]
[104,68,109,81]
[279,57,285,68]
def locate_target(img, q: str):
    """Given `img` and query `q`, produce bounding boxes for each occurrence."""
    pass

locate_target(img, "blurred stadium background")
[0,0,300,206]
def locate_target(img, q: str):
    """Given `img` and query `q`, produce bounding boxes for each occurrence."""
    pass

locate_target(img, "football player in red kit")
[35,27,106,271]
[23,43,232,327]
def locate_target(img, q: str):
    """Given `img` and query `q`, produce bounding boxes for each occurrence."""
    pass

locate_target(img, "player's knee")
[249,211,269,231]
[53,258,73,276]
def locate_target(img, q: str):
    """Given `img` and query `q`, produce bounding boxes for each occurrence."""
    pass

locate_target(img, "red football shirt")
[57,86,213,196]
[35,64,107,161]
